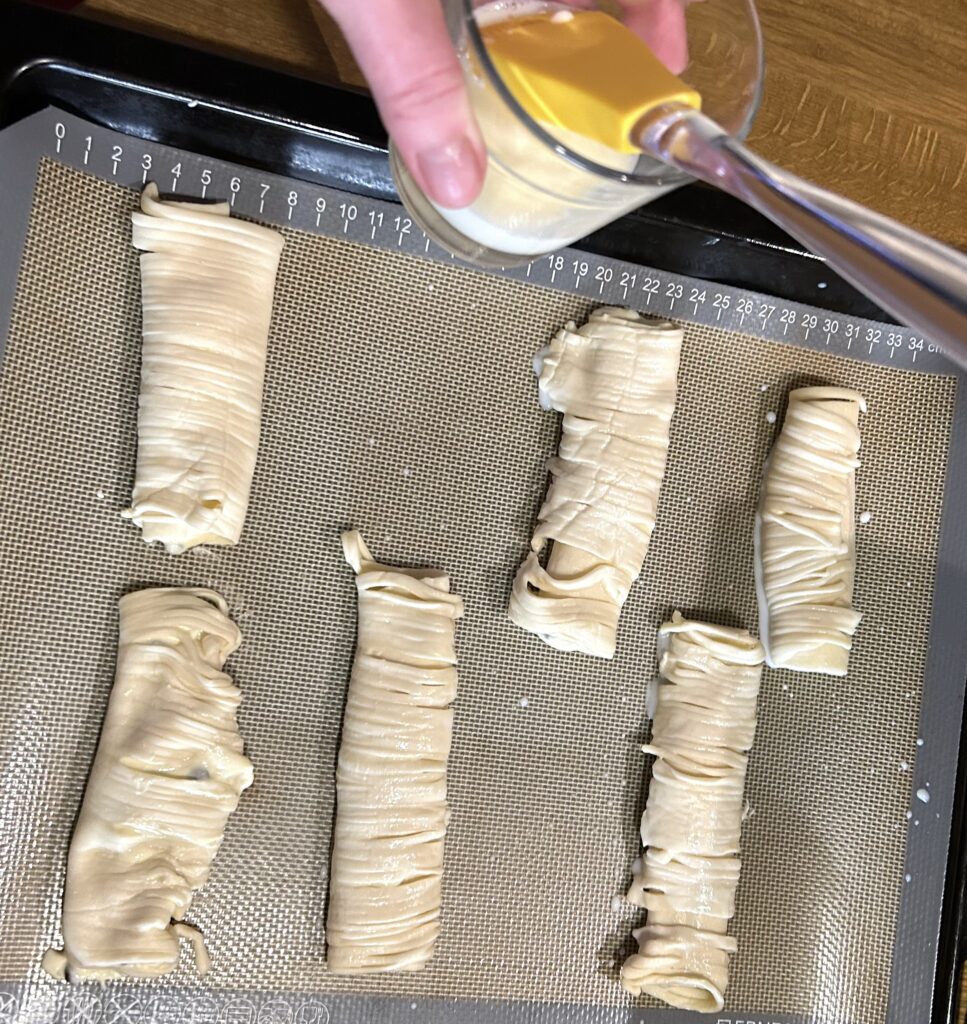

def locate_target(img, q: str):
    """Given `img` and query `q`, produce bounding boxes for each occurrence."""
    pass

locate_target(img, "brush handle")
[638,107,967,369]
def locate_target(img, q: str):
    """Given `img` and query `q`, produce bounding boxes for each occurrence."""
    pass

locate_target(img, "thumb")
[618,0,690,74]
[319,0,486,208]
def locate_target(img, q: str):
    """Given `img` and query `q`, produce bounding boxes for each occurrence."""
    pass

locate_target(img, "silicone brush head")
[481,9,701,154]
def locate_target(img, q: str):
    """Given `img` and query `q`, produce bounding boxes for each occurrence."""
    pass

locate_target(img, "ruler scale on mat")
[0,107,965,1024]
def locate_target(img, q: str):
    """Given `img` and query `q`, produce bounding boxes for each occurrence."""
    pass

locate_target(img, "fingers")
[618,0,690,74]
[320,0,486,208]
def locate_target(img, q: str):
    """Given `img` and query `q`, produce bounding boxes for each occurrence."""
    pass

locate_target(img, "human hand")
[318,0,690,209]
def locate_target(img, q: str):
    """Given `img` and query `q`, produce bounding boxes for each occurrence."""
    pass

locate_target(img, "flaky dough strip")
[123,184,283,554]
[44,588,252,981]
[755,386,865,675]
[327,532,464,973]
[621,614,764,1012]
[509,308,682,658]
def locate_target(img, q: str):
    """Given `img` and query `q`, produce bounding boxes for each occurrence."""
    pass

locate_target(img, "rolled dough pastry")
[123,183,284,554]
[509,308,682,658]
[43,588,253,981]
[327,531,465,973]
[755,386,865,675]
[621,613,764,1012]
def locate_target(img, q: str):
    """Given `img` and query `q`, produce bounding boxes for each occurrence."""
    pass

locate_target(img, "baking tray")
[1,4,966,1024]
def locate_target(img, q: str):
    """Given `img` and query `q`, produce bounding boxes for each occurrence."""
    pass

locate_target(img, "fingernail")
[416,136,483,209]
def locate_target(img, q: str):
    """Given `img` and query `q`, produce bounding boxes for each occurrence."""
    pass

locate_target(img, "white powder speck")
[937,812,941,819]
[95,489,105,500]
[905,873,912,883]
[611,896,623,913]
[367,436,376,448]
[859,510,872,525]
[906,810,913,820]
[818,281,828,289]
[782,683,789,691]
[765,411,777,424]
[917,787,931,803]
[914,819,920,826]
[759,383,769,392]
[917,737,924,746]
[899,761,909,772]
[519,697,529,708]
[410,1003,417,1011]
[402,466,413,478]
[926,781,931,787]
[186,99,198,108]
[426,285,434,293]
[906,692,912,699]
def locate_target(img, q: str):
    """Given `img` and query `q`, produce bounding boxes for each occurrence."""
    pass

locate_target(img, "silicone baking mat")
[1,109,966,1024]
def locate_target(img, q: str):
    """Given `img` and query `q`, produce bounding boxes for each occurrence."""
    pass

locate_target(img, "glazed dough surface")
[621,614,764,1012]
[123,184,284,554]
[44,588,253,981]
[756,386,865,675]
[509,308,682,658]
[327,531,464,973]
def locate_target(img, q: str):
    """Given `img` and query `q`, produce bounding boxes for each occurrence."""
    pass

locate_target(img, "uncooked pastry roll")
[327,531,464,973]
[44,588,253,981]
[755,386,865,675]
[509,308,682,658]
[621,613,764,1012]
[123,183,284,554]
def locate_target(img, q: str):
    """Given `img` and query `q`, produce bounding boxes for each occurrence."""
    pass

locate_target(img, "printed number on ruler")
[735,297,754,325]
[339,202,357,234]
[642,276,660,305]
[394,215,411,245]
[712,292,730,321]
[595,265,613,295]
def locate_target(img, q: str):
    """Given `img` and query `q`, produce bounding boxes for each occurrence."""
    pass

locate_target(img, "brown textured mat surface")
[0,160,958,1022]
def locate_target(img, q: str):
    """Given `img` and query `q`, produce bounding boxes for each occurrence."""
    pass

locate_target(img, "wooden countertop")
[78,0,967,250]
